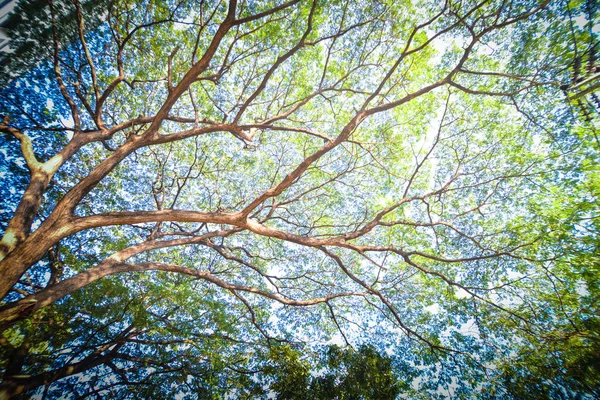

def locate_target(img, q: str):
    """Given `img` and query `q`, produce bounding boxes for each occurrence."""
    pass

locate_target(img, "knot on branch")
[230,126,256,143]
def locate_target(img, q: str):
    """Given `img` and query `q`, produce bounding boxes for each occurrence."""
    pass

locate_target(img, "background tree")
[0,0,598,398]
[261,344,401,399]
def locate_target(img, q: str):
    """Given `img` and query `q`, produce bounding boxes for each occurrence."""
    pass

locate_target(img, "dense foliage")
[0,0,598,398]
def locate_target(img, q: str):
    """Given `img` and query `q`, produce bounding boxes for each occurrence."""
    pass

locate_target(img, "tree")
[0,0,598,398]
[262,344,402,399]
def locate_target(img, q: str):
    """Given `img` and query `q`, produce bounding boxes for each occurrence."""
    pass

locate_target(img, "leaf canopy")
[0,0,599,398]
